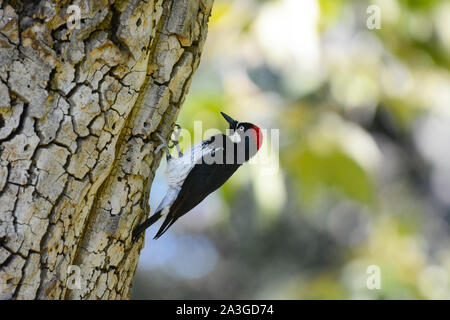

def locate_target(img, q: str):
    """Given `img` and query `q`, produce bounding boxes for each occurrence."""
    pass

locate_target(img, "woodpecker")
[132,112,263,241]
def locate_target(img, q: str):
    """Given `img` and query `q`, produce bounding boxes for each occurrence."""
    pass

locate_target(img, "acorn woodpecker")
[132,112,263,241]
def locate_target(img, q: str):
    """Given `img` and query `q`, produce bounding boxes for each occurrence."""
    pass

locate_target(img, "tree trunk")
[0,0,213,300]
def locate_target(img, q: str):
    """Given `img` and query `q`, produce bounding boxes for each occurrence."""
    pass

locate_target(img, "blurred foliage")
[133,0,450,299]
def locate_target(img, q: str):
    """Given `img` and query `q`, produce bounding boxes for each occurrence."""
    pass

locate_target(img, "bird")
[132,112,263,241]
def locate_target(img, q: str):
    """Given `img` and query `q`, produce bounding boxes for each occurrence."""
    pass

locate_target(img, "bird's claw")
[154,132,173,161]
[170,124,183,157]
[153,124,183,160]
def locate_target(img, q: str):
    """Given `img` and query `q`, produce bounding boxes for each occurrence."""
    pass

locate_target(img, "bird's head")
[221,112,263,154]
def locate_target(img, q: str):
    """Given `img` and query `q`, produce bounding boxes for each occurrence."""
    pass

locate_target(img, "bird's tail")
[132,211,163,242]
[153,214,178,240]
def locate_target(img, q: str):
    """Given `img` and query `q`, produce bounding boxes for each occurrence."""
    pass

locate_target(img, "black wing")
[153,161,241,239]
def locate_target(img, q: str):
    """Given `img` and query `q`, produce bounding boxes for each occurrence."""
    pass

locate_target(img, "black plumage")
[132,113,262,241]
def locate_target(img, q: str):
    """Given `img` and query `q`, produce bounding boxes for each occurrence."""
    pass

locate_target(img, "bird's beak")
[221,112,238,129]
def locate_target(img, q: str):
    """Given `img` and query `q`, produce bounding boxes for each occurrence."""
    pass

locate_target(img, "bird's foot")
[154,132,172,161]
[153,124,183,160]
[168,124,183,157]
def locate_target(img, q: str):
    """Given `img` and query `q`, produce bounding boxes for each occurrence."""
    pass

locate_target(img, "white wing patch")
[156,139,222,213]
[165,140,220,188]
[155,186,181,215]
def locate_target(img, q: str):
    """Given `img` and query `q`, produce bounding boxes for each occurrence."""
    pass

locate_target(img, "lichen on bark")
[0,0,213,300]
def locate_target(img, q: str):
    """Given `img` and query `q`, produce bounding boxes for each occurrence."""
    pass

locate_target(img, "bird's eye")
[239,126,245,131]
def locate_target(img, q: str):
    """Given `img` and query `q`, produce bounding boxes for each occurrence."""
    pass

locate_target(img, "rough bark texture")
[0,0,213,299]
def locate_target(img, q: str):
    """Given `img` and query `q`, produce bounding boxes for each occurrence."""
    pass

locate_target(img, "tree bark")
[0,0,213,299]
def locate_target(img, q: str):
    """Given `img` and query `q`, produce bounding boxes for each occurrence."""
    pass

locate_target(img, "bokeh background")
[132,0,450,299]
